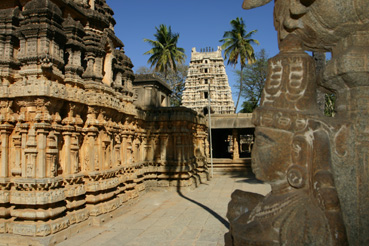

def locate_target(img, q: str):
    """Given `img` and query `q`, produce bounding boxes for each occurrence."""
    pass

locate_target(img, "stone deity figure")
[225,35,348,245]
[239,1,369,245]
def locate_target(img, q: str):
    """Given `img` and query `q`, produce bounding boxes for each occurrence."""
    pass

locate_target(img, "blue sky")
[106,0,278,111]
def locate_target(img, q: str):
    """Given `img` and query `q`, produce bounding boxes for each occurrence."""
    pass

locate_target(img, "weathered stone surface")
[133,74,171,109]
[0,0,209,241]
[226,35,348,245]
[226,0,369,245]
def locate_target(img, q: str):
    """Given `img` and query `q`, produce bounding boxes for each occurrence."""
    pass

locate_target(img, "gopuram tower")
[182,47,235,115]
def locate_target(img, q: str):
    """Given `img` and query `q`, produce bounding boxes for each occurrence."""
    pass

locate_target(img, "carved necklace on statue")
[247,192,302,223]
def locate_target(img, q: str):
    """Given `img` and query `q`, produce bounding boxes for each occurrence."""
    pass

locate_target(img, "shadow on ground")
[176,187,230,229]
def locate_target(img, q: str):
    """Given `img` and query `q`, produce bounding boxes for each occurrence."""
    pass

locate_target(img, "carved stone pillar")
[114,134,121,167]
[62,131,72,175]
[82,129,98,172]
[102,134,112,170]
[0,124,12,178]
[160,135,168,163]
[232,129,239,160]
[46,132,58,177]
[121,134,127,166]
[19,124,28,178]
[11,132,21,177]
[35,124,49,179]
[153,136,160,162]
[24,127,37,178]
[126,135,133,166]
[71,133,80,174]
[177,135,183,163]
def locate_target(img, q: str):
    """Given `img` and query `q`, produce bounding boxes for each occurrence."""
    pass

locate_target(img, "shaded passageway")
[57,174,270,246]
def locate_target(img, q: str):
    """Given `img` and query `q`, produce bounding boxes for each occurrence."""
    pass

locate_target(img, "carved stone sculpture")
[226,35,347,245]
[226,0,369,245]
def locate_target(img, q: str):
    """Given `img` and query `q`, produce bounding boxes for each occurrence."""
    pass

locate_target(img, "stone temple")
[182,47,235,115]
[0,0,209,244]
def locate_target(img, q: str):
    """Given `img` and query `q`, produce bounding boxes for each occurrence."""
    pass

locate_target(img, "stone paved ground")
[57,173,271,246]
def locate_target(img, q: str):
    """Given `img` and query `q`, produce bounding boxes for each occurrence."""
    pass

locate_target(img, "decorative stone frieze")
[0,0,208,241]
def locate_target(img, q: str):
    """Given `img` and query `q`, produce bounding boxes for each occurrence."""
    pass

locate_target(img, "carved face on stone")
[252,126,294,183]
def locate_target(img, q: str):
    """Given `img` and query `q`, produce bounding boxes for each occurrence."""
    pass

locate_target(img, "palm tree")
[220,17,259,113]
[144,24,186,79]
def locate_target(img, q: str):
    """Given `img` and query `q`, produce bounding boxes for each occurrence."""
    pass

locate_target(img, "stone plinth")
[0,0,209,242]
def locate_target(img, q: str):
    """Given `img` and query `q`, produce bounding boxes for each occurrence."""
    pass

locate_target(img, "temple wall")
[0,0,208,238]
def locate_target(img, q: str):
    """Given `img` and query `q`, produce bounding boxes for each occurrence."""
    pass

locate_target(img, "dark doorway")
[210,128,255,159]
[211,129,233,158]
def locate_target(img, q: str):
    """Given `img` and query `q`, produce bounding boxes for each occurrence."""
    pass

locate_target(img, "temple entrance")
[212,129,233,158]
[211,128,254,159]
[208,114,255,173]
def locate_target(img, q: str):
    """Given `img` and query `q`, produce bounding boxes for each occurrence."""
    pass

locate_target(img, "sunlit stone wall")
[0,0,208,237]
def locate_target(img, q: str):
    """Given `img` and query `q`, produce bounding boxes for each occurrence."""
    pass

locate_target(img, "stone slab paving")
[57,174,271,246]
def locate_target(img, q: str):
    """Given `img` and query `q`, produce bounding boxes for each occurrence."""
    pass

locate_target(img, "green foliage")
[235,49,268,113]
[324,93,336,117]
[239,100,256,113]
[136,65,189,106]
[219,17,259,112]
[144,24,186,79]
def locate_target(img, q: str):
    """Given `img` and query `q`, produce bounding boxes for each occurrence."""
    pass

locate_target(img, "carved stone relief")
[0,0,209,240]
[226,1,369,245]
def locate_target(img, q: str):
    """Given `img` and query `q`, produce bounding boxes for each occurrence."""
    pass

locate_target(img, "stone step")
[208,158,252,174]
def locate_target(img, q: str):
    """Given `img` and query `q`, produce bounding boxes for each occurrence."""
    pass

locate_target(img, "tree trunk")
[234,66,243,113]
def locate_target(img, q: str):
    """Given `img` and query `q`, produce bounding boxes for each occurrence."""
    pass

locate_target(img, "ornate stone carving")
[236,1,369,245]
[226,35,347,245]
[0,0,209,241]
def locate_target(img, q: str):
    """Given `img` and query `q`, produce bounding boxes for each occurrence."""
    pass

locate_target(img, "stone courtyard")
[55,174,270,246]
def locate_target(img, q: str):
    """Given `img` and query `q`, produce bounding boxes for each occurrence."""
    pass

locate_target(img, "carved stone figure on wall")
[226,35,347,245]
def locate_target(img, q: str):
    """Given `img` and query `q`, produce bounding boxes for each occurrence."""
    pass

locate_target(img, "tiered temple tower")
[182,47,235,115]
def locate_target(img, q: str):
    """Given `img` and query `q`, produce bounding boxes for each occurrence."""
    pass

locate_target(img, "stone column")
[62,131,72,175]
[25,127,37,178]
[232,129,239,160]
[177,135,182,162]
[36,125,48,178]
[0,124,12,178]
[126,135,133,166]
[160,135,168,163]
[121,134,127,166]
[46,132,58,177]
[11,132,22,177]
[20,124,29,178]
[71,133,80,174]
[114,134,121,167]
[88,130,97,172]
